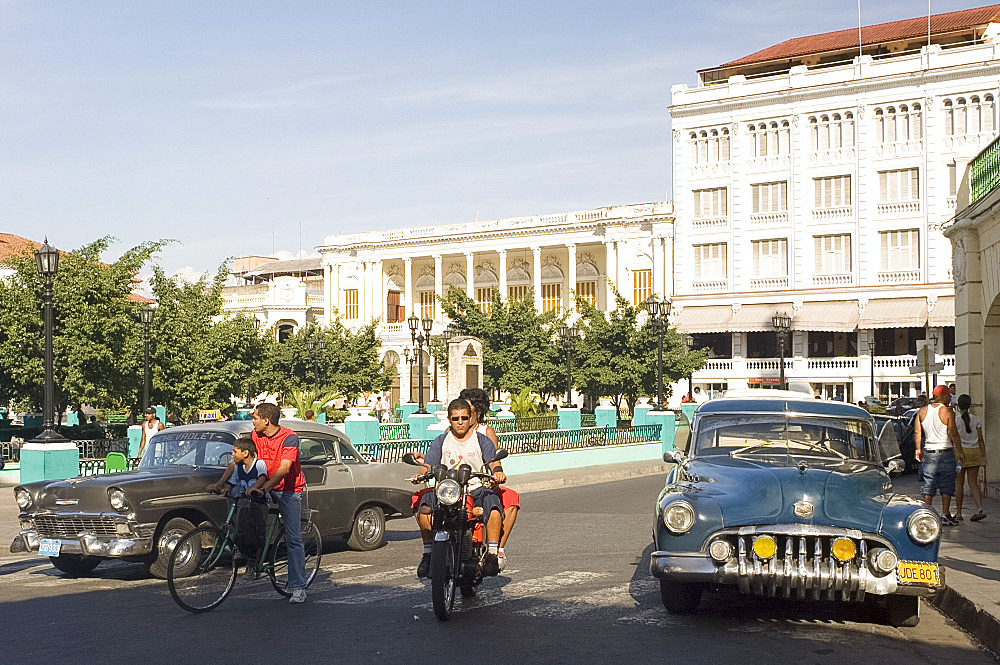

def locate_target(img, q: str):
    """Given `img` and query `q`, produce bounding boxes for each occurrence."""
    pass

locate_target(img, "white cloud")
[169,265,212,284]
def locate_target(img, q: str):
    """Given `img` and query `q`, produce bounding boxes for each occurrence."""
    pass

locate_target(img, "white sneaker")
[498,550,507,572]
[289,588,307,604]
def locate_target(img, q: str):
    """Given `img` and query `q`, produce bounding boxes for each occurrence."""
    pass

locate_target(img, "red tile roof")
[0,233,43,262]
[714,3,1000,69]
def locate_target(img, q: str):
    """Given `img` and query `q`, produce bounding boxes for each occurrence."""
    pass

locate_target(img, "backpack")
[234,496,269,560]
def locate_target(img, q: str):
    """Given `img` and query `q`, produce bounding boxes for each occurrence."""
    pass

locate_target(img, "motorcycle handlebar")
[406,471,505,485]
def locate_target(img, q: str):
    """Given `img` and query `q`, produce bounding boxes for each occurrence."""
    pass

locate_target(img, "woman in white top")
[955,394,987,521]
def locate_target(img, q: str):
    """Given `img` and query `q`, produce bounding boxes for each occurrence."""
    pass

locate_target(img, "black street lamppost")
[682,333,694,401]
[306,337,326,386]
[557,324,579,406]
[644,297,672,410]
[140,304,156,412]
[32,239,67,443]
[408,314,433,414]
[868,336,877,399]
[772,312,791,391]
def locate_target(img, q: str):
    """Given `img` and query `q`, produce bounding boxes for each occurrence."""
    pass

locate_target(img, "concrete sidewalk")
[893,473,1000,655]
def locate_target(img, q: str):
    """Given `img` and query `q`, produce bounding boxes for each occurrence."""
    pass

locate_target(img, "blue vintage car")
[650,390,941,627]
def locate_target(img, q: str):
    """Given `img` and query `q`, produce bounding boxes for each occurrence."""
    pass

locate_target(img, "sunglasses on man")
[449,416,471,422]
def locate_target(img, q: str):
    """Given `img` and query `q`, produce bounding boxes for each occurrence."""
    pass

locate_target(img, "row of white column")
[322,237,671,325]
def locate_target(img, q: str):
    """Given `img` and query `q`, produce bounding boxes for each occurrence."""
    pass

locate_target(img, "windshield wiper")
[730,442,785,456]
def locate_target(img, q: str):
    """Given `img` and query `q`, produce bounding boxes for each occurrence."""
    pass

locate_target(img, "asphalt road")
[1,475,995,665]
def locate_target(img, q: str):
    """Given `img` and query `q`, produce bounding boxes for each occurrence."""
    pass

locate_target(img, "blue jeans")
[920,449,957,497]
[276,491,306,590]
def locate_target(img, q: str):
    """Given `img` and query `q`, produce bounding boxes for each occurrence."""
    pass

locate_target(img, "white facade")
[669,38,1000,403]
[316,203,674,405]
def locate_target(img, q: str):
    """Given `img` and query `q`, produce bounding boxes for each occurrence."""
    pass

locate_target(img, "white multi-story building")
[312,203,675,405]
[668,4,1000,402]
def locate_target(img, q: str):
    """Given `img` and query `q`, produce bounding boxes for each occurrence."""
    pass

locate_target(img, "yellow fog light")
[831,537,856,562]
[752,535,777,559]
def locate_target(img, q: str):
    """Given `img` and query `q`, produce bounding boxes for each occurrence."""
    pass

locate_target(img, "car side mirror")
[663,449,690,469]
[886,458,905,476]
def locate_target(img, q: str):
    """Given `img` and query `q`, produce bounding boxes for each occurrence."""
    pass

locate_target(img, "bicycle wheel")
[167,526,237,613]
[269,521,322,597]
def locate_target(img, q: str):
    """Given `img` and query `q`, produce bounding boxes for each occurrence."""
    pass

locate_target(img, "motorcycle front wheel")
[431,538,458,620]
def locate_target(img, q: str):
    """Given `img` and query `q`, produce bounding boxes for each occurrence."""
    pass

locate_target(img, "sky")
[0,0,988,281]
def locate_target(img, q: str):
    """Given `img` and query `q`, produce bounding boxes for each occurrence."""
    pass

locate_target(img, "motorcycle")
[403,449,508,621]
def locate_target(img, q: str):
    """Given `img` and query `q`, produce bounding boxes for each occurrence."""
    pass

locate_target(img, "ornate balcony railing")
[807,358,859,370]
[749,276,789,290]
[877,270,921,284]
[692,217,728,230]
[692,280,729,292]
[807,147,855,165]
[749,211,788,226]
[812,206,852,220]
[873,140,923,158]
[813,274,852,287]
[970,133,1000,204]
[703,359,734,371]
[876,200,920,216]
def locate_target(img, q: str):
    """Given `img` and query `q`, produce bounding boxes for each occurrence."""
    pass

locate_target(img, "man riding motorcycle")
[412,398,506,578]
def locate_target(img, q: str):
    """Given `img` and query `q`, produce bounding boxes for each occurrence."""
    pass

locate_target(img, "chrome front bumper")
[19,512,155,558]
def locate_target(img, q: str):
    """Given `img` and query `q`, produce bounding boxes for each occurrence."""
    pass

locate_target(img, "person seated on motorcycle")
[412,397,506,578]
[459,387,519,571]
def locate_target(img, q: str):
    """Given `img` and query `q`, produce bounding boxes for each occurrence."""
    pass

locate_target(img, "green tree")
[574,290,708,412]
[0,237,165,419]
[438,288,563,398]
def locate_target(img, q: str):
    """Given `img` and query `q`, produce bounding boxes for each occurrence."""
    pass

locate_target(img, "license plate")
[897,560,939,586]
[39,539,62,557]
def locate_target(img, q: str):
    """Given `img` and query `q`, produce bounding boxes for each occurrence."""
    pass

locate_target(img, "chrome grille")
[726,530,873,601]
[34,516,119,539]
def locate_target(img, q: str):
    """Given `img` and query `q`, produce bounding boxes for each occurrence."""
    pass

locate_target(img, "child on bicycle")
[217,436,269,499]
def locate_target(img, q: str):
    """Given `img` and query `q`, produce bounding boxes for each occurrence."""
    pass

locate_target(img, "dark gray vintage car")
[651,390,941,627]
[12,420,415,577]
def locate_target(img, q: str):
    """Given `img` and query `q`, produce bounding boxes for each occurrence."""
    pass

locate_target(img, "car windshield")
[693,414,877,462]
[139,430,236,468]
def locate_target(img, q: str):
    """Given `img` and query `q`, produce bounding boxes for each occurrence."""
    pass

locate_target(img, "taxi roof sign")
[198,409,223,422]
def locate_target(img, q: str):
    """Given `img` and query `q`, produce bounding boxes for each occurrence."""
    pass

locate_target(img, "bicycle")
[166,493,322,613]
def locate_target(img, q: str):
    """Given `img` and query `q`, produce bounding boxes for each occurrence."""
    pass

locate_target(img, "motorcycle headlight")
[108,487,130,512]
[14,489,32,510]
[662,500,696,534]
[906,509,940,544]
[435,479,462,506]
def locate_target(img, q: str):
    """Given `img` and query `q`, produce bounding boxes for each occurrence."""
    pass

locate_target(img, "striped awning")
[672,305,733,333]
[928,296,955,327]
[793,301,859,332]
[729,303,795,332]
[860,298,928,329]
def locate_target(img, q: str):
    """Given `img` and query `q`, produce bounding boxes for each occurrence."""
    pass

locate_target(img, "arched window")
[944,99,954,135]
[699,130,708,163]
[809,116,819,151]
[955,98,967,135]
[875,108,885,143]
[819,115,830,150]
[709,129,720,162]
[910,103,922,140]
[885,107,897,142]
[843,112,855,146]
[720,128,730,160]
[985,95,995,132]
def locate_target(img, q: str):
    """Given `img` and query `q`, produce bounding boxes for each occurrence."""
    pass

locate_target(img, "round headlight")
[108,487,129,512]
[14,489,32,510]
[708,539,732,562]
[907,509,941,544]
[435,479,462,506]
[869,548,898,574]
[662,500,696,534]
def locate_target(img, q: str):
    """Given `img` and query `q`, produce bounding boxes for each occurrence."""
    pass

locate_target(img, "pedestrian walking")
[375,396,385,423]
[140,407,164,457]
[954,394,987,521]
[914,385,965,525]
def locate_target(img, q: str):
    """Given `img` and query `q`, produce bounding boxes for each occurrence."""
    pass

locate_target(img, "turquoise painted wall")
[502,441,663,476]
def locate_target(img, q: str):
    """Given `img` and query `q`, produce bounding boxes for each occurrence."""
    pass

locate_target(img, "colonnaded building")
[221,4,1000,407]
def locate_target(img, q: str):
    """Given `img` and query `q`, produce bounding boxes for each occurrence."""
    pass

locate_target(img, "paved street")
[2,475,995,664]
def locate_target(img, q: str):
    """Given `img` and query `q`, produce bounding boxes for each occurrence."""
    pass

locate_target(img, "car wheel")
[147,517,196,579]
[346,505,385,551]
[49,554,101,576]
[882,594,920,627]
[659,579,703,614]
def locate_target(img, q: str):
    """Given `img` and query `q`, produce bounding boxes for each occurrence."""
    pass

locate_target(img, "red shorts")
[411,486,520,510]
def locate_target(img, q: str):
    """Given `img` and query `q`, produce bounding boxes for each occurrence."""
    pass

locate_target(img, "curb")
[512,463,667,494]
[931,585,1000,656]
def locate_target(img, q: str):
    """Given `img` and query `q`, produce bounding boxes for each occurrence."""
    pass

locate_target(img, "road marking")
[314,581,424,604]
[514,578,659,619]
[242,565,416,600]
[318,562,372,575]
[413,571,608,611]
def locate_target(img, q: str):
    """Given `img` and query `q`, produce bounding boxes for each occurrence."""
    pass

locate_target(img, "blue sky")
[0,0,984,279]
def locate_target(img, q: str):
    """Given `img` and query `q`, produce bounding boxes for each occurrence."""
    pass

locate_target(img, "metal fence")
[485,417,516,434]
[79,457,141,477]
[1,441,19,462]
[354,424,662,463]
[379,423,411,441]
[514,415,558,432]
[77,439,130,459]
[581,413,597,428]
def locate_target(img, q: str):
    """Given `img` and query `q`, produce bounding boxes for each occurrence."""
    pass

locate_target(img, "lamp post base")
[19,441,80,482]
[30,427,69,443]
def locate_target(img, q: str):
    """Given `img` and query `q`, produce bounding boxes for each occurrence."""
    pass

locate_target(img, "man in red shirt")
[251,403,308,603]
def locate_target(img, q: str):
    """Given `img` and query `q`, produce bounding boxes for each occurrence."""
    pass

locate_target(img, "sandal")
[970,511,987,521]
[954,513,964,521]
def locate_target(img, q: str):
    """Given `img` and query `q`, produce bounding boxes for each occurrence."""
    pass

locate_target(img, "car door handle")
[337,467,350,472]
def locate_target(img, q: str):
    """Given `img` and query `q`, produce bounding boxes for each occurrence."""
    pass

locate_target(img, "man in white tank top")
[914,385,964,524]
[139,407,164,457]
